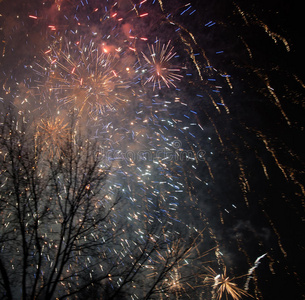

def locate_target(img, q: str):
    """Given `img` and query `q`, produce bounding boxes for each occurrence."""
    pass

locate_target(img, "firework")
[203,267,251,300]
[141,39,183,90]
[34,117,70,157]
[41,39,131,119]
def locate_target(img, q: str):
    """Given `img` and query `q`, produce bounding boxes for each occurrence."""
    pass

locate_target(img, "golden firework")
[35,117,70,157]
[203,267,252,300]
[43,39,130,119]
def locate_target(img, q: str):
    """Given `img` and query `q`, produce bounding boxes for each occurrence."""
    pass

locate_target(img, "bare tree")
[0,111,120,299]
[0,110,212,300]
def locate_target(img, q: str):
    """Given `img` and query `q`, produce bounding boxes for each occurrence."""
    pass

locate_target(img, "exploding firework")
[141,39,183,90]
[34,116,70,157]
[39,38,131,119]
[203,267,251,300]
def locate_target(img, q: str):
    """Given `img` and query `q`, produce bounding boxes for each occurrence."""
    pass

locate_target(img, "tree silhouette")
[0,110,213,300]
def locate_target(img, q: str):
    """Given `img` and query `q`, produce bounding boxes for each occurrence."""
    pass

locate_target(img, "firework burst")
[203,267,252,300]
[41,39,131,119]
[35,117,70,157]
[141,39,183,90]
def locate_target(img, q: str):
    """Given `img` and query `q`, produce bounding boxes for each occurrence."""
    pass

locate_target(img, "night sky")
[0,0,304,299]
